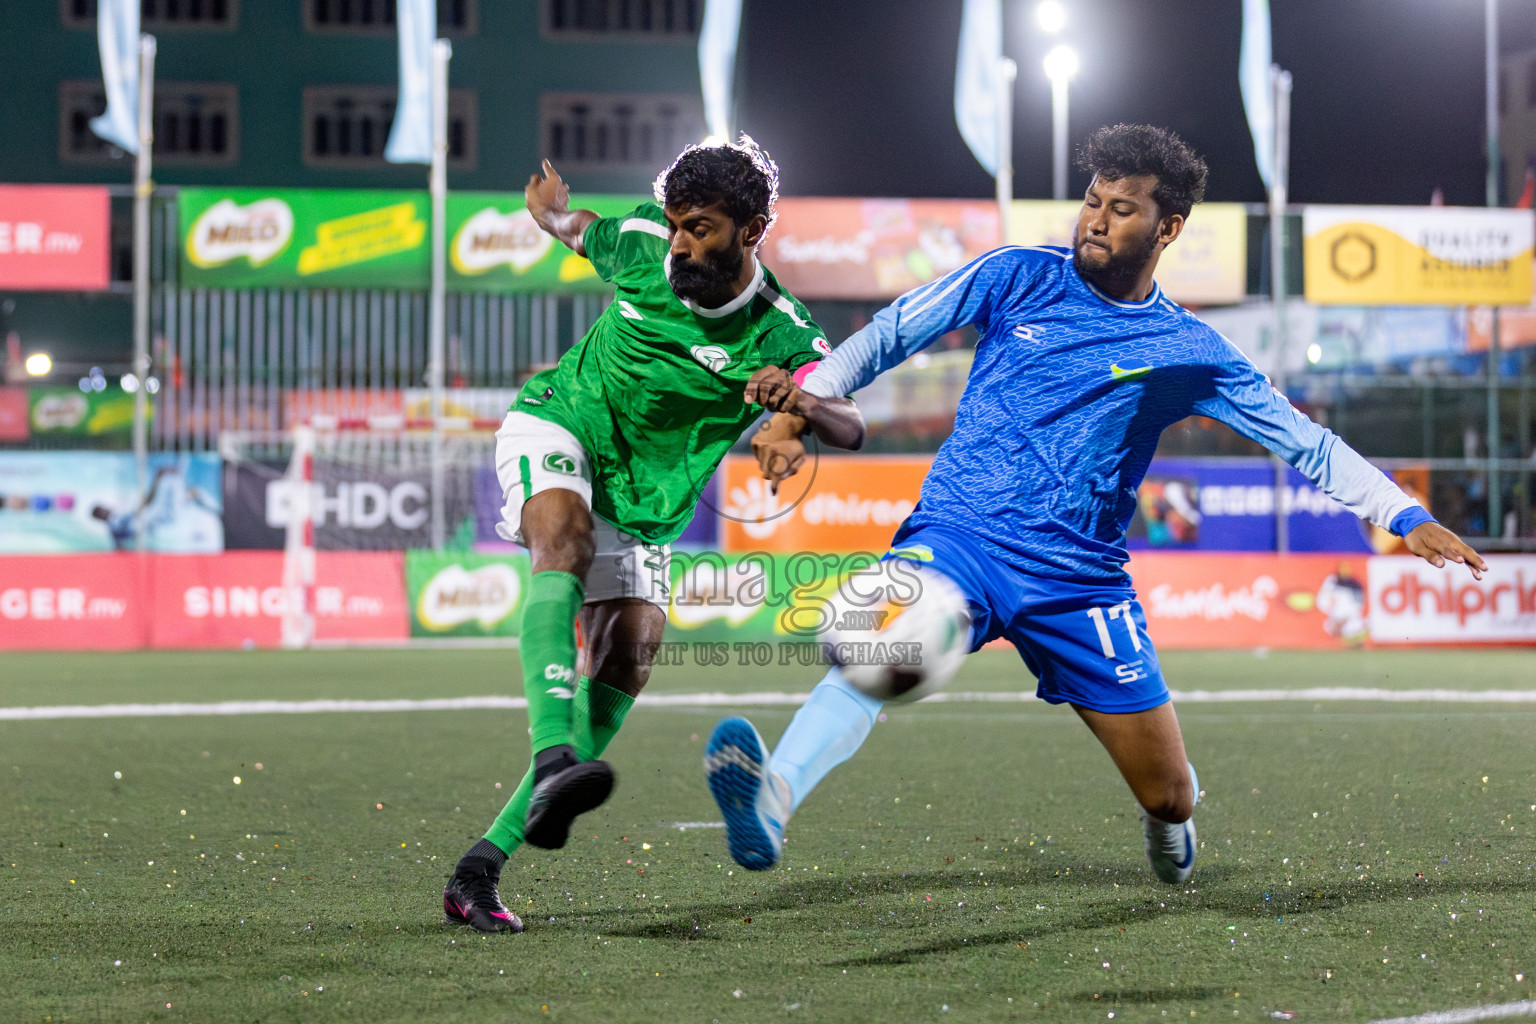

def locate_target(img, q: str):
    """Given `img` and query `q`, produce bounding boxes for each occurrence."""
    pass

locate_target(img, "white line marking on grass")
[1358,999,1536,1024]
[4,688,1536,722]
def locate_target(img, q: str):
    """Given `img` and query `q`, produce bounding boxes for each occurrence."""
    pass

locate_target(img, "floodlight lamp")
[1306,343,1323,364]
[121,372,139,393]
[1043,44,1079,82]
[1036,0,1067,34]
[24,352,51,376]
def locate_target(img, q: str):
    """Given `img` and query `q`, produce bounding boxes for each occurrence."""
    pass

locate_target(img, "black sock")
[533,744,578,785]
[458,838,508,877]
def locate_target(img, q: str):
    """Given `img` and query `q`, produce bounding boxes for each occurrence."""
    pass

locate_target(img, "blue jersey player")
[704,124,1487,884]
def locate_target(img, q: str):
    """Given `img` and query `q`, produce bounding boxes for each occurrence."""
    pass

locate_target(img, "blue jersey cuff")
[1389,506,1435,537]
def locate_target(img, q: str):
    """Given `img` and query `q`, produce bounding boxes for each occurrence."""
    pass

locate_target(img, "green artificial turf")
[2,649,1533,1023]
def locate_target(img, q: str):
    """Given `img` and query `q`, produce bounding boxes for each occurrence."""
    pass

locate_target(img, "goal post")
[220,415,502,649]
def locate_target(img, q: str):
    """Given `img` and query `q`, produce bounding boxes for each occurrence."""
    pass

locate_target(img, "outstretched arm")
[1402,520,1487,578]
[526,159,599,256]
[800,247,1030,400]
[1195,350,1487,579]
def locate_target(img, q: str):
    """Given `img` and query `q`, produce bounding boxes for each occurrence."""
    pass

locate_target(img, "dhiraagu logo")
[1109,358,1154,383]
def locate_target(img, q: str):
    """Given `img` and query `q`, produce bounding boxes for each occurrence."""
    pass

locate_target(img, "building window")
[303,86,477,169]
[61,0,239,30]
[304,0,476,34]
[543,0,699,38]
[540,93,704,171]
[59,79,239,165]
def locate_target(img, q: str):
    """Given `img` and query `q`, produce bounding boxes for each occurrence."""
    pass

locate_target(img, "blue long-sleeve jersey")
[802,245,1431,583]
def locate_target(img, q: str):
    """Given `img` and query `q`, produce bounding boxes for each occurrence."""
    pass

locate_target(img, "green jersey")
[514,203,832,544]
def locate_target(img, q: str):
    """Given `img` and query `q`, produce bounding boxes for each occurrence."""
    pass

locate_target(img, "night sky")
[737,0,1536,207]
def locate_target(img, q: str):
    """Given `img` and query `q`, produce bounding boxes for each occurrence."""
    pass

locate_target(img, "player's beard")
[669,242,745,308]
[1072,223,1160,293]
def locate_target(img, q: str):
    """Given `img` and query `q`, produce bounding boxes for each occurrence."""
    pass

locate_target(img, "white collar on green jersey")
[664,253,765,318]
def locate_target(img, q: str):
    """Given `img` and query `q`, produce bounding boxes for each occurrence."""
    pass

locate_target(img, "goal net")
[220,416,500,648]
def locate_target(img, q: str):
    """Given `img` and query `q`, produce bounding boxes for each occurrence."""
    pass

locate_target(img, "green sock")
[573,674,637,761]
[482,676,637,856]
[520,570,584,755]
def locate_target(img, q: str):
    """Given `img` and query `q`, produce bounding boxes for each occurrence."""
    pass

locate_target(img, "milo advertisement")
[178,188,646,293]
[406,550,532,638]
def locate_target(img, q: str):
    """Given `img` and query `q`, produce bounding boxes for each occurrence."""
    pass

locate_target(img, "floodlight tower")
[1035,2,1077,200]
[1043,44,1079,201]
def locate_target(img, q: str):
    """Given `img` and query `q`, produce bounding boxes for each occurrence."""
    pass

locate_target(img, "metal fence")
[145,197,609,453]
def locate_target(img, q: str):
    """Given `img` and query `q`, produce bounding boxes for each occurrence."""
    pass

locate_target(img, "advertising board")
[1127,553,1371,650]
[0,185,111,291]
[148,551,409,648]
[405,549,531,638]
[1367,555,1536,644]
[222,457,473,551]
[0,555,148,650]
[762,198,1001,300]
[718,454,928,553]
[1009,200,1248,306]
[0,452,222,554]
[178,188,647,293]
[1304,205,1535,306]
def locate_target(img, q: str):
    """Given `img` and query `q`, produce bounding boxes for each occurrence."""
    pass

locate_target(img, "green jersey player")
[442,137,865,934]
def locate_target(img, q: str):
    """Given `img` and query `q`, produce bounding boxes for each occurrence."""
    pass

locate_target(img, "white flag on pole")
[91,0,141,153]
[1240,0,1275,188]
[699,0,744,142]
[386,0,436,165]
[955,0,1003,175]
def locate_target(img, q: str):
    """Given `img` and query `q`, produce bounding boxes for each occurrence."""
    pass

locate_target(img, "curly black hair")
[1074,124,1208,221]
[654,134,781,232]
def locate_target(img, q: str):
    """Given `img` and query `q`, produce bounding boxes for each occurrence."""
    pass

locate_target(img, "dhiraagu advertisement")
[179,188,648,292]
[1303,205,1535,306]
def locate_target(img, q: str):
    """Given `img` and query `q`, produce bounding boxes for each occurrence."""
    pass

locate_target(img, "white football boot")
[1142,762,1201,884]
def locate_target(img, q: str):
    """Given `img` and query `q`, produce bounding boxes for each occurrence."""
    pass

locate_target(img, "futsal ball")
[822,561,973,703]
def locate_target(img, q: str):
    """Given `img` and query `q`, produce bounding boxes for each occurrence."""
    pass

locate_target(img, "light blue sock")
[772,669,884,812]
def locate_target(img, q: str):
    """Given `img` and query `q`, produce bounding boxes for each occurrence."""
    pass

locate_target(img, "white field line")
[4,687,1536,722]
[1358,999,1536,1024]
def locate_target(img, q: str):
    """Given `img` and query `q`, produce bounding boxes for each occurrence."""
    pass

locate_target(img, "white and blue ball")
[822,560,972,703]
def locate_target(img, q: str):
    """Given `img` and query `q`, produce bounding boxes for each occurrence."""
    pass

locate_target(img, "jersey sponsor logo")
[886,544,935,563]
[1109,359,1154,383]
[690,344,732,372]
[616,299,644,320]
[1114,660,1150,684]
[812,337,832,356]
[1012,324,1041,343]
[543,452,578,476]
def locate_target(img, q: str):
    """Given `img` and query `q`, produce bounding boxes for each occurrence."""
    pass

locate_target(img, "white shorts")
[494,411,670,608]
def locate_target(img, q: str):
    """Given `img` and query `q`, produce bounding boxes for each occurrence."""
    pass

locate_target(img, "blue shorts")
[884,524,1169,714]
